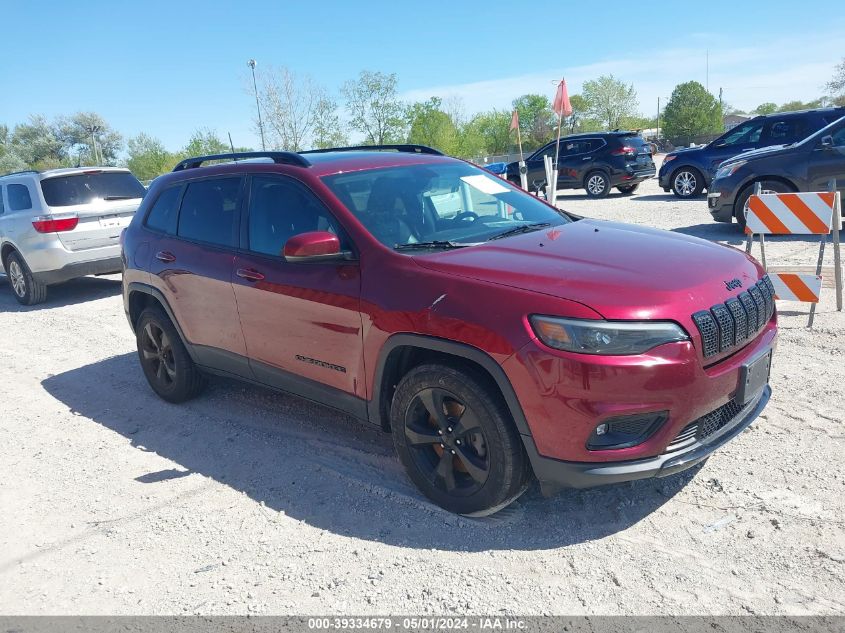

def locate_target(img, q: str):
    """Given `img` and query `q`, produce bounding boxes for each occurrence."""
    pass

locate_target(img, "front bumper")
[526,385,770,495]
[707,182,738,222]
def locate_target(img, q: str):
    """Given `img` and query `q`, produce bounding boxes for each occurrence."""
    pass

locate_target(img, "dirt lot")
[1,168,844,615]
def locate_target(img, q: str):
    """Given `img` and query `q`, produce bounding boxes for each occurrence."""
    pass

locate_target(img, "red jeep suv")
[122,145,776,516]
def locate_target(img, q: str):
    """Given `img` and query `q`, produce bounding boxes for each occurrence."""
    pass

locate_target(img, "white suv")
[1,167,145,304]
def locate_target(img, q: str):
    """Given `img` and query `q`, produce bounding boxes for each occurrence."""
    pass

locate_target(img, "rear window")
[40,172,146,207]
[619,135,647,150]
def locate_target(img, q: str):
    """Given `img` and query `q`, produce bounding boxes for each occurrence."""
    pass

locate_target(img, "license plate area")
[98,214,127,229]
[737,349,771,405]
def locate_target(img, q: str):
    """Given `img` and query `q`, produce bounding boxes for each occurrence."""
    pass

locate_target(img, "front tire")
[584,171,610,198]
[4,251,47,305]
[671,167,704,198]
[390,364,531,516]
[136,307,206,403]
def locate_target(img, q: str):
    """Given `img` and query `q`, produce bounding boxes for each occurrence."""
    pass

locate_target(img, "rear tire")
[671,167,704,198]
[136,307,206,403]
[4,251,47,305]
[390,363,532,516]
[584,171,610,198]
[617,184,639,195]
[734,180,796,231]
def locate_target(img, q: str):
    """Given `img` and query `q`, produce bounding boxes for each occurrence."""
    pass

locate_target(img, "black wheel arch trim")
[369,333,532,437]
[126,282,198,363]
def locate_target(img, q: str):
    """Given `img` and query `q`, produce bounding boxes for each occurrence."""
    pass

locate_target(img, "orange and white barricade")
[745,182,843,326]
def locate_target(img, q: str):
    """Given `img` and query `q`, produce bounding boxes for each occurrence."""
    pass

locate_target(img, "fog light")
[587,412,669,450]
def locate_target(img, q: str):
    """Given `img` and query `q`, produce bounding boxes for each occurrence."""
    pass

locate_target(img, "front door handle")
[155,251,176,263]
[236,268,265,282]
[582,157,591,161]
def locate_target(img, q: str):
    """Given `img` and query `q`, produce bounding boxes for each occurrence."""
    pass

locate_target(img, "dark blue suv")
[658,107,845,198]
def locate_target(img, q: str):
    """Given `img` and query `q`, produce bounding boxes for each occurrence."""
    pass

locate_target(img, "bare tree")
[257,66,322,151]
[341,70,406,144]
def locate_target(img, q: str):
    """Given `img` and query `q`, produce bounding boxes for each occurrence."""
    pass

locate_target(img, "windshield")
[40,172,146,207]
[321,162,572,250]
[712,120,763,148]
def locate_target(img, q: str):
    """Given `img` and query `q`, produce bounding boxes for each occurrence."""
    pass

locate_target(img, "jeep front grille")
[691,275,774,359]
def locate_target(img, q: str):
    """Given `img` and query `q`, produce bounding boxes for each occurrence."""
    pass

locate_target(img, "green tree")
[10,115,65,168]
[826,57,845,98]
[459,110,512,157]
[582,75,639,129]
[662,81,722,142]
[754,102,778,115]
[341,70,406,144]
[311,96,347,149]
[58,112,122,165]
[406,97,459,155]
[126,133,176,181]
[511,94,553,148]
[182,128,230,157]
[778,98,823,112]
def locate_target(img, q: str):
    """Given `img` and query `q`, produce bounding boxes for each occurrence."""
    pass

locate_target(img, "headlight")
[530,316,689,355]
[662,155,677,164]
[714,160,746,180]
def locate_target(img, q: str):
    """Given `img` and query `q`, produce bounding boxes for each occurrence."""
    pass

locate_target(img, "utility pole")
[248,59,266,151]
[657,96,660,140]
[706,49,710,93]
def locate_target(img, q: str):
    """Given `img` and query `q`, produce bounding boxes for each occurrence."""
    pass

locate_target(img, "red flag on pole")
[510,109,519,131]
[553,79,573,117]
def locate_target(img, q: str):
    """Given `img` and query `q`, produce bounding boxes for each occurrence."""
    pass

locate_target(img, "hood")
[413,219,763,320]
[720,143,791,167]
[667,145,707,158]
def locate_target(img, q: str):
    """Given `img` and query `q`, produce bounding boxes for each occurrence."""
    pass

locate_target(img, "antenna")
[228,132,237,161]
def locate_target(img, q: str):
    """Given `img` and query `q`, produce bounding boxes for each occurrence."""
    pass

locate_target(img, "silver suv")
[1,167,145,304]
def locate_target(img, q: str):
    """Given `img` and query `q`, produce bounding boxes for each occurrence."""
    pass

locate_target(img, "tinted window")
[40,172,145,207]
[248,176,344,256]
[8,184,32,211]
[145,186,182,234]
[0,187,4,214]
[765,119,805,143]
[177,178,241,247]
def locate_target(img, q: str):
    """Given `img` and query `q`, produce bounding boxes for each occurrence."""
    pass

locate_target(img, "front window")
[321,162,573,250]
[712,120,763,148]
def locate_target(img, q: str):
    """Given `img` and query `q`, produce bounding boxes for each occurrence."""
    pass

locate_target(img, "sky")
[1,0,843,152]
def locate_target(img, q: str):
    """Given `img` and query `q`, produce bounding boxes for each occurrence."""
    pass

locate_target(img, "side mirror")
[283,231,348,262]
[820,135,834,148]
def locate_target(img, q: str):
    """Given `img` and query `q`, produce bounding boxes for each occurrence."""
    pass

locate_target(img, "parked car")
[482,162,508,176]
[659,107,845,198]
[122,145,776,516]
[708,115,845,229]
[1,167,146,305]
[505,131,656,198]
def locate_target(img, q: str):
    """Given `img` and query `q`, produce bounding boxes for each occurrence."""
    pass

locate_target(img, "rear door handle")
[236,268,265,282]
[155,251,176,263]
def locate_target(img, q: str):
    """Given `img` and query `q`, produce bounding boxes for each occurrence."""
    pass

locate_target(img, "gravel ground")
[1,165,844,615]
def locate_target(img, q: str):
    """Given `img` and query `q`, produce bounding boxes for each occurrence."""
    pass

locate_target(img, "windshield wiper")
[103,195,137,200]
[488,222,551,241]
[394,240,467,251]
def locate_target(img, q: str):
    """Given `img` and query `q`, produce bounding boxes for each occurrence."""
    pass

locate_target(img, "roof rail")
[0,169,39,178]
[172,151,310,172]
[301,144,443,156]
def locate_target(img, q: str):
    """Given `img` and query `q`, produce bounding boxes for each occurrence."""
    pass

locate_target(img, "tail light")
[611,146,636,156]
[32,214,79,233]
